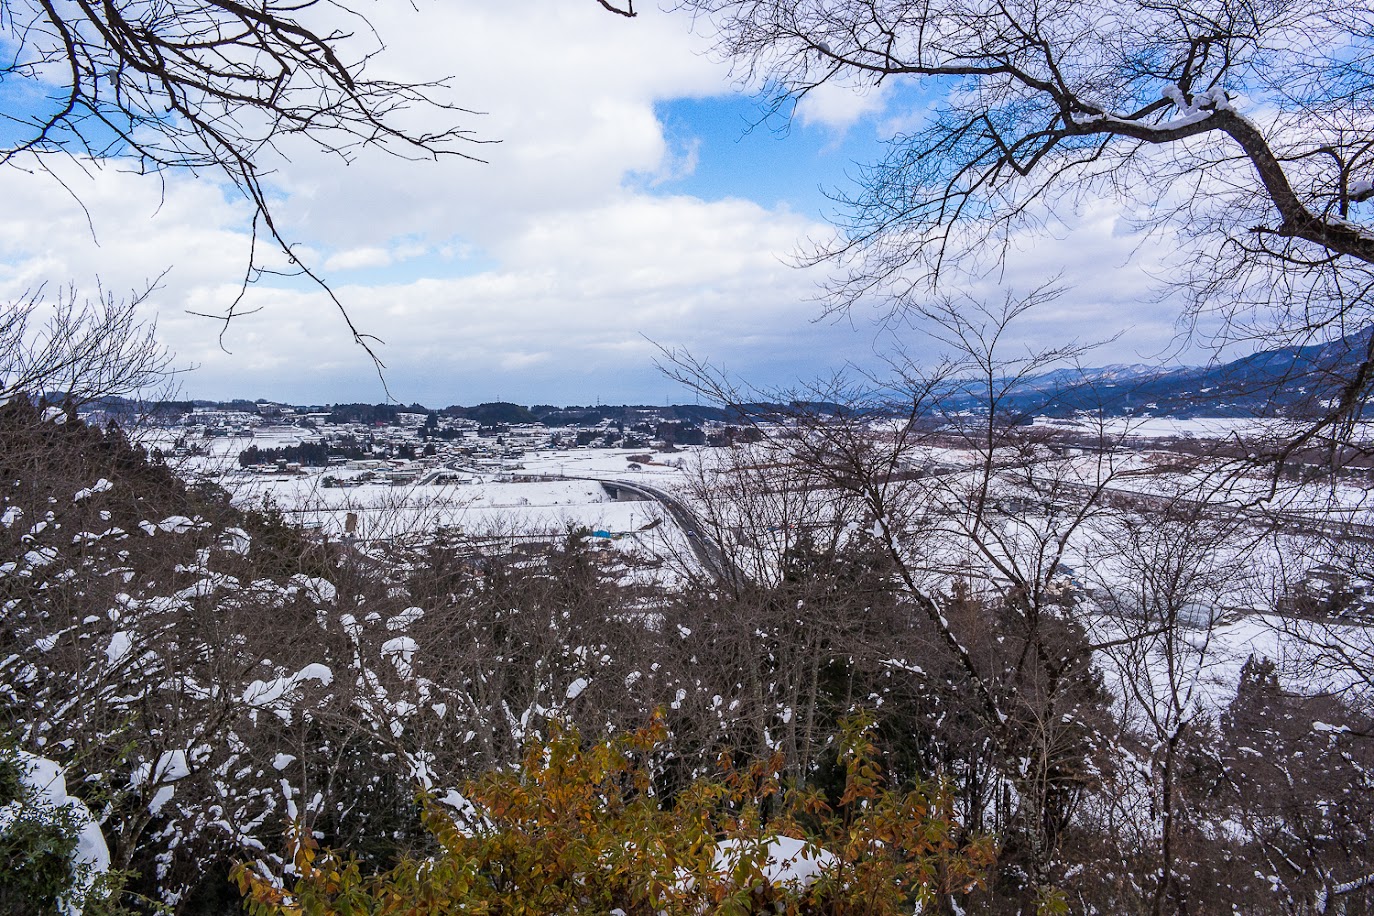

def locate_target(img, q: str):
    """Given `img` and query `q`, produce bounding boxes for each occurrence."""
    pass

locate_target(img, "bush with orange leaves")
[234,713,995,916]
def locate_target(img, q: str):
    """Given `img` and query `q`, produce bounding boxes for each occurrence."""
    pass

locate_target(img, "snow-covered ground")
[1035,414,1374,442]
[150,418,1373,713]
[209,449,684,532]
[170,440,706,584]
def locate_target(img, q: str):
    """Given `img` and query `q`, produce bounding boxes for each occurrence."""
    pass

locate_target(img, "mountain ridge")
[74,325,1374,422]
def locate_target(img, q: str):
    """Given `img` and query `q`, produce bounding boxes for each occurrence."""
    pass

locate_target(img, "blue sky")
[649,96,866,217]
[0,1,1181,407]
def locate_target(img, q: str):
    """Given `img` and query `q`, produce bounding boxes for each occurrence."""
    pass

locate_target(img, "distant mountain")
[83,325,1372,426]
[1003,325,1374,419]
[1014,364,1177,392]
[526,404,738,426]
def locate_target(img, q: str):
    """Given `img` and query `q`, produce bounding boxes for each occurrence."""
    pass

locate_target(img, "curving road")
[590,477,740,584]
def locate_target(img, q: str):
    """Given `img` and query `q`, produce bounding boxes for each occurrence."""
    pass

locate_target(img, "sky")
[0,0,1186,408]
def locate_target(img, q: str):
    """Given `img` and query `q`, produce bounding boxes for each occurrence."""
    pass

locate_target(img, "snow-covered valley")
[5,399,1374,913]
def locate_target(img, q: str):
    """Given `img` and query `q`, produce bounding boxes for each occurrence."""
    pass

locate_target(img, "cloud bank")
[0,0,1185,406]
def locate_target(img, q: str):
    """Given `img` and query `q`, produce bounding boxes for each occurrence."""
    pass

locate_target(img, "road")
[592,477,741,585]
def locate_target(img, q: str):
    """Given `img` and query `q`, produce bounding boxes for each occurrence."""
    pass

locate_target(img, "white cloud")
[795,80,891,133]
[0,0,1199,406]
[260,1,730,250]
[185,194,836,398]
[323,248,395,272]
[862,195,1185,367]
[0,2,778,403]
[0,160,253,307]
[499,351,552,371]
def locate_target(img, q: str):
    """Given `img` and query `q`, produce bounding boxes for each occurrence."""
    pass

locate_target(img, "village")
[154,401,738,483]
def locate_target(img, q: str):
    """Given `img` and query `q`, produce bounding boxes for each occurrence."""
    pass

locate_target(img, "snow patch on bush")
[3,750,110,912]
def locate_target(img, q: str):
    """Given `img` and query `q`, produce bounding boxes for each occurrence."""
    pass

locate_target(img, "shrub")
[0,746,127,916]
[234,714,995,915]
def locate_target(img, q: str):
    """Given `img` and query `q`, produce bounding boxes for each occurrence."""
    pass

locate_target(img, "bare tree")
[675,439,843,592]
[0,283,173,409]
[665,290,1144,908]
[1272,536,1374,715]
[676,0,1374,445]
[1086,502,1249,915]
[1217,656,1374,913]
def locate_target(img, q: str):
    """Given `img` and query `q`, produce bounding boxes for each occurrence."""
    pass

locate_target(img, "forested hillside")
[3,396,1374,914]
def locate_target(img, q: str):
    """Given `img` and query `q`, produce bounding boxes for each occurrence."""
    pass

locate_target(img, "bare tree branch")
[677,0,1374,442]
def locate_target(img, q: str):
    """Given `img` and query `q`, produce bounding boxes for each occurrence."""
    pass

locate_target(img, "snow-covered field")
[226,475,658,539]
[173,432,692,537]
[1035,414,1374,442]
[152,418,1374,713]
[168,436,706,583]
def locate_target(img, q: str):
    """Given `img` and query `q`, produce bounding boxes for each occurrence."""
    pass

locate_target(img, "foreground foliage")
[0,744,129,916]
[234,715,996,916]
